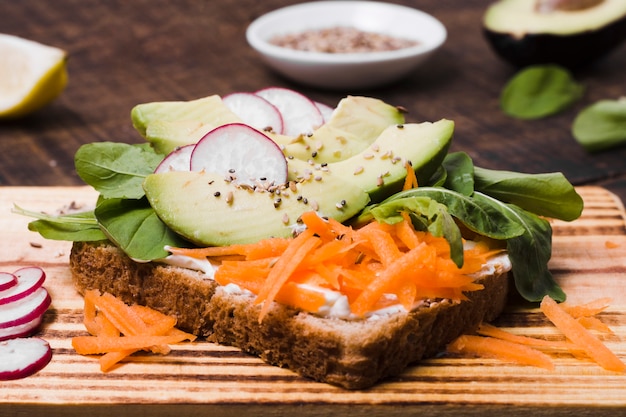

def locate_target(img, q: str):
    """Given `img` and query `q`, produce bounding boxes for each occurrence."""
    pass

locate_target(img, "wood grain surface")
[0,186,624,417]
[1,0,626,203]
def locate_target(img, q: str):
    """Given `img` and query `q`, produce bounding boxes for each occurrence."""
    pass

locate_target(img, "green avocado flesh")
[483,0,626,68]
[282,96,405,163]
[143,120,453,247]
[143,170,370,247]
[132,95,404,159]
[289,120,454,203]
[484,0,626,35]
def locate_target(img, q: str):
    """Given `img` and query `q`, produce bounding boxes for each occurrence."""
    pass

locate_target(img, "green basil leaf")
[75,142,163,200]
[572,98,626,152]
[442,151,474,196]
[473,166,584,221]
[477,192,565,302]
[95,197,190,261]
[366,196,465,267]
[501,65,584,119]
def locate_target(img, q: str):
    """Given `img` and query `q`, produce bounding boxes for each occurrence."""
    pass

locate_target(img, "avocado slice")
[282,96,405,163]
[143,170,370,247]
[132,95,404,160]
[483,0,626,68]
[289,119,454,204]
[131,95,245,154]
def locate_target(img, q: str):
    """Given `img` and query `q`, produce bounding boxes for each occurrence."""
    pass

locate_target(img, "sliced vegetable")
[447,334,555,370]
[0,266,46,305]
[223,92,284,134]
[189,122,288,187]
[0,287,51,329]
[540,296,625,373]
[74,289,196,372]
[255,87,324,136]
[154,144,193,173]
[0,337,52,380]
[207,211,499,320]
[0,272,17,291]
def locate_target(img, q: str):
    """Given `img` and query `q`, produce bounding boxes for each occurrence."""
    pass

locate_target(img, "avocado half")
[483,0,626,69]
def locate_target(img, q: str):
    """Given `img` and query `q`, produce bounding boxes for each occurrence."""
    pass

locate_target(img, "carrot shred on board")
[72,290,195,372]
[447,335,555,370]
[560,297,612,318]
[477,323,578,350]
[540,295,625,373]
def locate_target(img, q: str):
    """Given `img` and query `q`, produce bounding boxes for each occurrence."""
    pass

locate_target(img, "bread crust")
[70,240,509,389]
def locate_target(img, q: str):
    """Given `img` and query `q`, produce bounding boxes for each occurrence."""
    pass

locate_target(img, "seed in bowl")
[269,27,419,53]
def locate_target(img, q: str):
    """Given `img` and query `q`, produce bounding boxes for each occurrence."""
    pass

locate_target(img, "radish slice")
[255,87,324,137]
[154,144,194,173]
[0,315,43,342]
[190,123,288,187]
[0,337,52,380]
[0,266,46,305]
[223,92,284,134]
[0,287,51,329]
[314,101,335,123]
[0,272,17,291]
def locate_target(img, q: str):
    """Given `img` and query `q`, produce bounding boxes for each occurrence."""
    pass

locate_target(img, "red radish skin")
[190,123,288,187]
[0,287,51,329]
[0,315,43,342]
[0,272,17,291]
[255,87,324,137]
[223,92,284,134]
[0,337,52,380]
[0,266,46,305]
[154,144,194,173]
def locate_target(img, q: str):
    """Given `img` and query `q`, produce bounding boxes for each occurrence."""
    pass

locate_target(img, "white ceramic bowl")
[246,1,447,90]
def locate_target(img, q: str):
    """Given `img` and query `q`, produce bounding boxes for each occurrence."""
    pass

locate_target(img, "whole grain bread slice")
[70,240,510,389]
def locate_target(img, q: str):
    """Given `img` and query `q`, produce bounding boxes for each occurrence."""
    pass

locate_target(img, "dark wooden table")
[1,0,625,203]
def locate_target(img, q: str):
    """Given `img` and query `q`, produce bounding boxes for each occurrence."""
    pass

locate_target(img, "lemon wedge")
[0,34,68,119]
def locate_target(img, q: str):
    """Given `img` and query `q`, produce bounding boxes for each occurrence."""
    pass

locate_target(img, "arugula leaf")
[476,192,565,302]
[75,142,163,200]
[572,98,626,152]
[473,166,583,221]
[365,196,464,267]
[95,197,191,261]
[500,65,584,120]
[13,205,107,242]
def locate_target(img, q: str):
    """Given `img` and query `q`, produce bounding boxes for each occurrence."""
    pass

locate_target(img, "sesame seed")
[353,166,364,175]
[226,191,234,204]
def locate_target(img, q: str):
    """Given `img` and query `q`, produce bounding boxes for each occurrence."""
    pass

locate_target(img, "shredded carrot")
[477,323,578,350]
[209,211,496,321]
[560,297,612,318]
[540,295,625,373]
[255,228,321,322]
[72,290,196,372]
[447,335,555,370]
[402,160,418,190]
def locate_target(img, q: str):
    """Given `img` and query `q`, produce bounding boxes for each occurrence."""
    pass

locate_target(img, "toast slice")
[70,240,510,389]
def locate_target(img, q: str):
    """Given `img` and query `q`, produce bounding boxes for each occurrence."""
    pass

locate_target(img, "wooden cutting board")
[1,186,625,417]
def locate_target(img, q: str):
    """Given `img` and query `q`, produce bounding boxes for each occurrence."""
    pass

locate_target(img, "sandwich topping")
[21,88,584,320]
